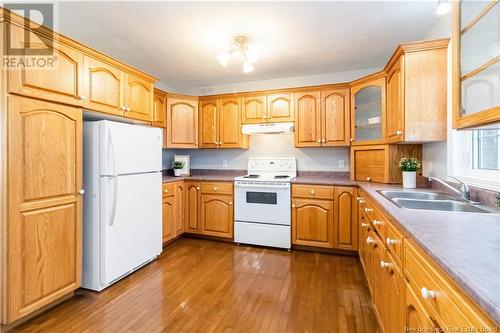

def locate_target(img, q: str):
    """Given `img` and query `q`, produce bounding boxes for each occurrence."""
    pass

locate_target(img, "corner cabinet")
[452,1,500,129]
[385,39,448,143]
[166,96,199,148]
[153,89,167,128]
[199,98,248,149]
[6,96,82,323]
[350,74,386,145]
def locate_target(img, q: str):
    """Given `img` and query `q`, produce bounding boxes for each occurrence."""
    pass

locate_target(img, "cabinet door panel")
[162,196,175,243]
[8,25,84,106]
[185,182,201,233]
[406,283,442,332]
[242,96,267,124]
[199,100,219,148]
[369,234,387,332]
[385,253,406,333]
[267,93,294,122]
[153,90,167,128]
[322,89,350,146]
[7,96,82,323]
[333,187,357,251]
[166,98,198,148]
[174,182,185,236]
[124,73,153,121]
[219,98,242,148]
[292,198,333,248]
[83,56,124,116]
[387,58,404,143]
[201,194,233,238]
[294,92,321,147]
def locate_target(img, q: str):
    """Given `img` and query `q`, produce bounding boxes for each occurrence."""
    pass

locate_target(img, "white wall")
[421,13,452,178]
[163,134,349,171]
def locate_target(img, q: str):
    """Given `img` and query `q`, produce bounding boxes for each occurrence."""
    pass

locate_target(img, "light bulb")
[436,1,450,15]
[217,52,230,67]
[246,48,259,64]
[243,61,254,73]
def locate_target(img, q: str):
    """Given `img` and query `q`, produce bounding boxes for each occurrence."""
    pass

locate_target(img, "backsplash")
[162,133,350,172]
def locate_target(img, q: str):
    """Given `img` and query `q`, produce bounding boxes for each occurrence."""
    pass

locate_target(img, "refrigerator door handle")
[108,128,119,227]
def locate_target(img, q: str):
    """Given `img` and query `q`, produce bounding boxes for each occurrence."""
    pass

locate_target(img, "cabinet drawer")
[162,183,175,198]
[353,148,386,183]
[371,209,387,248]
[201,182,233,195]
[385,220,405,266]
[404,240,494,329]
[292,185,334,199]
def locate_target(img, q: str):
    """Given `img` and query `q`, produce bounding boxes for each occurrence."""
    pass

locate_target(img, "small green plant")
[172,161,185,170]
[399,157,421,172]
[496,192,500,208]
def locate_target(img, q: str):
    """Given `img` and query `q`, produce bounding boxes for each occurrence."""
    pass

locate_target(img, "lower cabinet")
[162,194,175,243]
[291,184,357,251]
[200,193,234,238]
[185,181,201,233]
[162,181,184,243]
[174,182,185,236]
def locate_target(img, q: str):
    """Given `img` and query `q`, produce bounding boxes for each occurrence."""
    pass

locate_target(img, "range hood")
[242,122,294,135]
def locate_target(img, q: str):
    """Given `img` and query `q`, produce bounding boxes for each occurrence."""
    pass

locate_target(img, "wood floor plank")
[11,238,380,333]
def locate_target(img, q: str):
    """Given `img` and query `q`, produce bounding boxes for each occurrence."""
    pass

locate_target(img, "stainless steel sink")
[391,198,491,213]
[377,190,494,214]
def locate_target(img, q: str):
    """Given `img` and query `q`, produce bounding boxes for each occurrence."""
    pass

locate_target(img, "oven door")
[234,183,290,225]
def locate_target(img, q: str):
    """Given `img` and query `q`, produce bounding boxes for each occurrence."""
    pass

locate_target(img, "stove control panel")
[247,158,297,174]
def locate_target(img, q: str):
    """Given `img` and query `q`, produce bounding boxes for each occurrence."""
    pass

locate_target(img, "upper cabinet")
[452,1,500,129]
[124,72,153,122]
[350,74,386,145]
[241,93,294,124]
[153,89,167,128]
[166,96,199,148]
[199,98,248,149]
[385,39,448,143]
[294,88,350,147]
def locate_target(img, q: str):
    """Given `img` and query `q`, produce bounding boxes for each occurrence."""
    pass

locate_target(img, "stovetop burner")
[274,175,290,179]
[243,174,260,179]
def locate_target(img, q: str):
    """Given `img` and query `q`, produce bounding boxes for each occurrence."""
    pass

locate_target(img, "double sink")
[378,190,494,214]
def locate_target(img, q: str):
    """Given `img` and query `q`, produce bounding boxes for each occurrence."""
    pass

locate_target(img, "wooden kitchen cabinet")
[350,73,386,145]
[384,251,406,333]
[7,24,85,107]
[83,55,125,116]
[385,39,448,143]
[405,282,442,332]
[162,193,175,243]
[153,89,167,127]
[166,96,198,148]
[333,186,357,251]
[294,89,350,147]
[292,198,334,248]
[185,182,201,233]
[369,231,387,332]
[241,93,293,124]
[6,95,82,323]
[199,98,248,149]
[350,144,422,183]
[124,72,154,122]
[200,193,233,239]
[173,182,185,236]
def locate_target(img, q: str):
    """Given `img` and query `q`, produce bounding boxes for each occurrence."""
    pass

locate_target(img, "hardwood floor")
[12,238,380,333]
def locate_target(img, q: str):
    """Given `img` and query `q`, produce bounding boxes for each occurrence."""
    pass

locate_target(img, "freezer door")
[100,120,162,176]
[100,172,162,285]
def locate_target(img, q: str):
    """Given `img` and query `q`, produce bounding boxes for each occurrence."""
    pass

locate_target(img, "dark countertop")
[161,169,500,322]
[358,182,500,325]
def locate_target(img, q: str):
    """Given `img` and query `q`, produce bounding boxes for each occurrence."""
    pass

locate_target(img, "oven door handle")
[235,183,290,189]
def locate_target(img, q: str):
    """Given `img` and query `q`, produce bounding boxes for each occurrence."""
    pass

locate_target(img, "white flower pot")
[402,171,416,189]
[174,169,182,177]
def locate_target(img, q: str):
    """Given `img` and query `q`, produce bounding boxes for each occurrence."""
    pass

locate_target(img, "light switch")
[222,160,228,168]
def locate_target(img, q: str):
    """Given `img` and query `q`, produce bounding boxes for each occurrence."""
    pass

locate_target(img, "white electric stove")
[234,158,296,249]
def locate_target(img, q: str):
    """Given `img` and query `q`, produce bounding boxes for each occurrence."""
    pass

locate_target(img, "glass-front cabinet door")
[453,0,500,129]
[350,75,386,145]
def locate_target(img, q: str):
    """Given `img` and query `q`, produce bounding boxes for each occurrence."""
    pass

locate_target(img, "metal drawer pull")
[163,189,169,193]
[380,260,392,269]
[421,287,437,300]
[310,190,315,194]
[373,220,384,226]
[366,237,375,245]
[364,207,373,213]
[361,222,369,228]
[386,237,397,246]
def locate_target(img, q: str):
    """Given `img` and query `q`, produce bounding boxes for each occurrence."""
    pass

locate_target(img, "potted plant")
[399,157,421,189]
[172,161,185,177]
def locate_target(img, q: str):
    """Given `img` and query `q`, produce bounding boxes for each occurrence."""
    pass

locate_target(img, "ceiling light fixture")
[217,36,258,73]
[436,0,451,15]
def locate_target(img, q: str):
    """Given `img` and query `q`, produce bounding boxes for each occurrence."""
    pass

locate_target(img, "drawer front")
[404,240,493,329]
[162,183,175,198]
[292,184,334,199]
[354,149,386,183]
[385,219,405,266]
[371,208,387,243]
[201,182,233,195]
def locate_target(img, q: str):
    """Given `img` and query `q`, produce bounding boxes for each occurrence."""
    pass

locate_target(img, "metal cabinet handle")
[349,138,354,142]
[364,207,373,213]
[373,220,384,226]
[322,139,326,143]
[357,196,364,202]
[361,222,369,228]
[163,189,169,193]
[79,95,86,100]
[366,237,375,245]
[386,237,397,246]
[126,107,131,112]
[421,287,437,300]
[380,260,392,269]
[366,177,372,182]
[196,187,200,190]
[396,130,402,135]
[213,187,218,191]
[310,190,315,194]
[229,201,233,205]
[317,139,321,143]
[78,189,85,195]
[292,204,296,208]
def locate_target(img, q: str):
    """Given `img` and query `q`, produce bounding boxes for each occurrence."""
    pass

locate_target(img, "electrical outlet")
[338,160,345,168]
[222,160,228,168]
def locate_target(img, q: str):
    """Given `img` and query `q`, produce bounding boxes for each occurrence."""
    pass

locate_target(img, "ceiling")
[57,1,440,92]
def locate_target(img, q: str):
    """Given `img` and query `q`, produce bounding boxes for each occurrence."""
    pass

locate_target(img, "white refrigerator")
[82,120,163,291]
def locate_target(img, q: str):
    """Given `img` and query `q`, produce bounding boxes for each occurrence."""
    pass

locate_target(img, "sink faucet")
[428,176,471,201]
